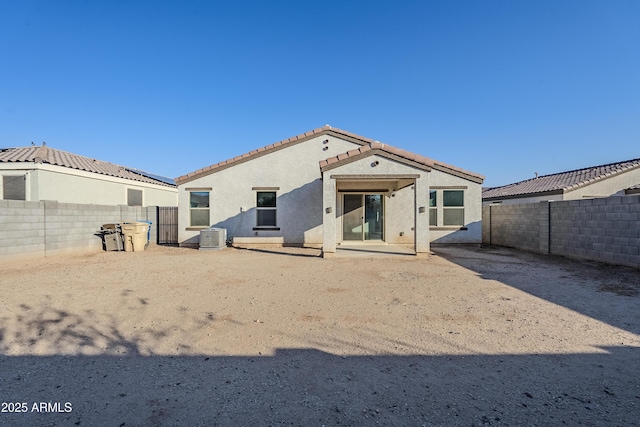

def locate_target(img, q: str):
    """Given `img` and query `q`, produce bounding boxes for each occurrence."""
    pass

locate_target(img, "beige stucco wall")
[323,158,483,244]
[565,168,640,200]
[428,169,483,243]
[0,164,177,206]
[385,185,416,244]
[178,135,359,247]
[324,154,428,246]
[178,136,483,247]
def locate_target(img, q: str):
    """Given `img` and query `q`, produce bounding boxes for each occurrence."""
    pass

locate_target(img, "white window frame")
[429,190,437,226]
[442,190,465,226]
[188,190,210,227]
[429,188,466,228]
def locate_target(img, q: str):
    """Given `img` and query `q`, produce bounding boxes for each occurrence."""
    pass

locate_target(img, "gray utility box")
[199,228,227,250]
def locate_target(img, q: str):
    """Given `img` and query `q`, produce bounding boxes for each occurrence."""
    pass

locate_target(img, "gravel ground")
[0,244,639,426]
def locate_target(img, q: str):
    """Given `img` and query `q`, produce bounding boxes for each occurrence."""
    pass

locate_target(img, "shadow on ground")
[1,302,638,426]
[1,347,639,426]
[2,247,640,425]
[432,244,640,336]
[234,246,322,258]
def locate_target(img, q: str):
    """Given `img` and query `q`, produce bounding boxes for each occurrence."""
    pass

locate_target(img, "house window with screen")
[256,191,277,227]
[2,175,26,200]
[443,190,464,226]
[189,191,210,227]
[127,189,143,206]
[429,190,437,226]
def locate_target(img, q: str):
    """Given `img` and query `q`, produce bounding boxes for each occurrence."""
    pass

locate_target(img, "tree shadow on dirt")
[432,244,640,336]
[1,299,639,426]
[0,294,219,357]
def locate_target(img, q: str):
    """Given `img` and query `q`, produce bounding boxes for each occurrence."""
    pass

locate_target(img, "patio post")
[414,173,430,257]
[322,176,337,258]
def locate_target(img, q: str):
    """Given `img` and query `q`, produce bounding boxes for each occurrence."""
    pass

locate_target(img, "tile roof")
[319,141,484,183]
[176,126,361,184]
[176,126,484,185]
[483,158,640,200]
[0,144,176,187]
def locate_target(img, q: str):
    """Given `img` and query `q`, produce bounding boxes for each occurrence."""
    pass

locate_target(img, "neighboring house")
[175,126,484,257]
[626,184,640,195]
[483,158,640,205]
[0,143,177,206]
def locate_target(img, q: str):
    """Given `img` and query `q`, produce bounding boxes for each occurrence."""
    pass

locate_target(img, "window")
[443,190,464,226]
[429,188,466,227]
[2,175,26,200]
[256,191,276,227]
[127,189,143,206]
[429,190,437,226]
[189,191,210,227]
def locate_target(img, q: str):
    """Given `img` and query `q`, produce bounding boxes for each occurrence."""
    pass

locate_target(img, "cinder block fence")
[483,195,640,269]
[0,200,158,262]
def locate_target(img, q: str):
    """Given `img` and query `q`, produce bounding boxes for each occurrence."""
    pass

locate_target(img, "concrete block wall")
[483,195,640,269]
[550,196,640,268]
[0,200,158,262]
[483,203,542,252]
[539,201,550,254]
[0,200,46,260]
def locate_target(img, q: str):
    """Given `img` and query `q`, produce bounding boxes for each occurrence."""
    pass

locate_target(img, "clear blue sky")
[1,1,638,187]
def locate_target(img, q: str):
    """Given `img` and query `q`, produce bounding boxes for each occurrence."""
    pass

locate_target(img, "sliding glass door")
[342,194,384,241]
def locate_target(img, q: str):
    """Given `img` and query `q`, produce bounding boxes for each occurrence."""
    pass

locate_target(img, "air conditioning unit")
[199,228,227,250]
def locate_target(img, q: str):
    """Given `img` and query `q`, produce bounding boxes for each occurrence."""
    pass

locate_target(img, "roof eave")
[176,126,375,185]
[320,149,432,174]
[176,126,485,185]
[431,164,485,184]
[482,189,564,201]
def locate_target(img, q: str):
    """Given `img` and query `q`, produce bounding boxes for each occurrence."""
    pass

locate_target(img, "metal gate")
[157,206,178,245]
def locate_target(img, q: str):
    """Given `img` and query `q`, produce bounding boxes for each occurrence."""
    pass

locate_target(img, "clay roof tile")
[0,145,175,186]
[177,125,484,184]
[483,158,640,200]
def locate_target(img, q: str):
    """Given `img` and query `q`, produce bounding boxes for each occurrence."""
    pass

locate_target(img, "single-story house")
[483,158,640,205]
[175,126,484,257]
[0,143,177,206]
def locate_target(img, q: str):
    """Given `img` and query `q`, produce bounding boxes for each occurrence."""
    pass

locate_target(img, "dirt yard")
[0,245,639,426]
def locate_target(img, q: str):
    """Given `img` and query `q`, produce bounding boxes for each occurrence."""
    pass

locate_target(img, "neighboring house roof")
[0,144,176,187]
[626,184,640,195]
[176,125,484,185]
[483,158,640,201]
